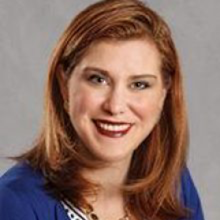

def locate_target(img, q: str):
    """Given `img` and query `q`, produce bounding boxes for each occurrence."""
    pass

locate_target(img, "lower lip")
[94,121,132,138]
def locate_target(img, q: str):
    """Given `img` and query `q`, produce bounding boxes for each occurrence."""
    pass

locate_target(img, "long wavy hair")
[19,0,189,219]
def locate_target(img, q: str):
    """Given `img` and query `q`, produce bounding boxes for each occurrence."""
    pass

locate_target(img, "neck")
[81,163,131,220]
[80,156,133,220]
[81,158,131,202]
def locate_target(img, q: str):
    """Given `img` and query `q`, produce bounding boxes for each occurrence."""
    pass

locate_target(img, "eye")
[88,74,108,85]
[130,81,151,90]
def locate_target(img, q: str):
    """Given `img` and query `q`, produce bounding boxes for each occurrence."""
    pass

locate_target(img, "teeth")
[97,122,130,131]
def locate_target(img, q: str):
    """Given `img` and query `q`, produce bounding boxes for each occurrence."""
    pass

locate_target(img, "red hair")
[19,1,189,219]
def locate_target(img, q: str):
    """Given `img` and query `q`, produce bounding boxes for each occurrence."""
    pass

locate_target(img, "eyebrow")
[83,66,157,80]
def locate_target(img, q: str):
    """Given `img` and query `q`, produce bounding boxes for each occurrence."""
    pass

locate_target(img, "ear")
[56,65,69,102]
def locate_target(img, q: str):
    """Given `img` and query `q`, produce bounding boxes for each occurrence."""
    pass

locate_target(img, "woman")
[0,0,204,219]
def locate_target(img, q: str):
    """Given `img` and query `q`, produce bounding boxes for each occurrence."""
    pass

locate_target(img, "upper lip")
[93,119,133,125]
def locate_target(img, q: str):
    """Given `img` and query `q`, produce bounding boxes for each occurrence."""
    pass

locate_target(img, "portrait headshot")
[0,0,219,220]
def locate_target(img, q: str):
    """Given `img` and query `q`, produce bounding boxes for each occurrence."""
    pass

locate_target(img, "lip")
[93,119,133,138]
[93,119,133,125]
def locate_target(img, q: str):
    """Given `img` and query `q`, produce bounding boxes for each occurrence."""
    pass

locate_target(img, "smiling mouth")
[93,120,133,138]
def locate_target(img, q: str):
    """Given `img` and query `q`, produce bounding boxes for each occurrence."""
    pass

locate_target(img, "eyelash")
[88,74,107,85]
[87,74,151,90]
[130,81,151,90]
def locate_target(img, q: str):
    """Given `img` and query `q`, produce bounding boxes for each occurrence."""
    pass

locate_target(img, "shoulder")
[180,167,205,220]
[0,162,43,191]
[0,162,43,219]
[0,162,45,201]
[0,162,66,220]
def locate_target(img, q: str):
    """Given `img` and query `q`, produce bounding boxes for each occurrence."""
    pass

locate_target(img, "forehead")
[73,39,162,78]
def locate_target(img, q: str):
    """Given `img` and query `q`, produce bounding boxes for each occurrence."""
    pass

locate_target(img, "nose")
[102,87,127,116]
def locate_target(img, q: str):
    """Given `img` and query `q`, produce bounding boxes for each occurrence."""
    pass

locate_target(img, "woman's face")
[66,39,167,165]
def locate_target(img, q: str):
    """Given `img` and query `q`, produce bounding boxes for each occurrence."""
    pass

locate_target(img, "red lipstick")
[93,120,133,138]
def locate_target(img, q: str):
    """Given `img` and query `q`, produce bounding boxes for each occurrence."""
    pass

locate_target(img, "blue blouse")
[0,162,204,220]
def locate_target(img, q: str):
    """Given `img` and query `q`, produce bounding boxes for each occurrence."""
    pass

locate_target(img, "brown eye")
[88,74,107,85]
[130,81,151,90]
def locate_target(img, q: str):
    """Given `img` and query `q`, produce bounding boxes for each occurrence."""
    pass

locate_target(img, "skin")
[60,39,167,219]
[66,39,166,165]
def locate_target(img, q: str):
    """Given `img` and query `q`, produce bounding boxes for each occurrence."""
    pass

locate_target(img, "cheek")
[69,93,89,119]
[132,93,165,121]
[68,87,104,118]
